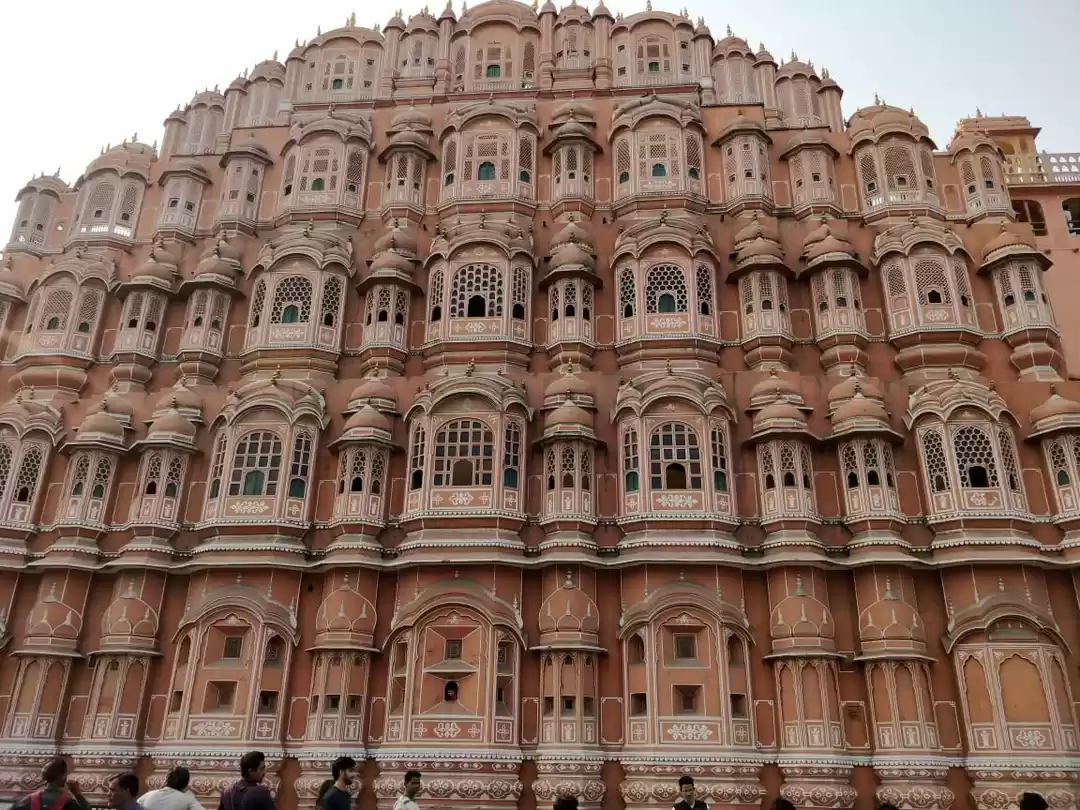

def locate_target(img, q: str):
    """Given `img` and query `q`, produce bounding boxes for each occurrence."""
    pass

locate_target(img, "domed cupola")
[977,225,1061,379]
[346,373,400,415]
[539,368,599,535]
[1029,386,1080,537]
[381,105,436,216]
[544,215,600,369]
[8,173,68,254]
[546,103,601,213]
[745,377,821,534]
[848,99,940,219]
[113,238,181,392]
[176,232,244,383]
[728,215,795,371]
[947,127,1012,221]
[358,219,419,375]
[800,221,870,375]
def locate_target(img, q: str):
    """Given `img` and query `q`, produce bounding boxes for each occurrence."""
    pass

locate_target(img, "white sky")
[2,0,1077,231]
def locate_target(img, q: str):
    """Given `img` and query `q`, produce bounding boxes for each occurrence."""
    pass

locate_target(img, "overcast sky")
[1,0,1077,233]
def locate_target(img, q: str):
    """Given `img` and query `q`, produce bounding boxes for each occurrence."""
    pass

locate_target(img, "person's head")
[240,751,267,784]
[554,797,579,810]
[678,776,696,803]
[1020,794,1049,810]
[332,757,358,786]
[403,771,422,799]
[108,774,140,810]
[41,758,68,788]
[165,767,190,792]
[316,779,335,809]
[772,799,796,810]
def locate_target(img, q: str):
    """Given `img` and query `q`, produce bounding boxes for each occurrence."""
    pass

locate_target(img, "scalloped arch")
[618,580,750,639]
[174,584,299,645]
[943,594,1068,654]
[387,580,526,647]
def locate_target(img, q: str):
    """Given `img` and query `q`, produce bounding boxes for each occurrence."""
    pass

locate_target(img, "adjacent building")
[1,4,1079,810]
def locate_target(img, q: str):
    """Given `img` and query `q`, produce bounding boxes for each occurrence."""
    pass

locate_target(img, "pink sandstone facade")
[3,5,1080,810]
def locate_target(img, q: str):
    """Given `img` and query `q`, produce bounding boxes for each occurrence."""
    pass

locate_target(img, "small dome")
[373,221,418,256]
[736,235,785,266]
[550,243,595,272]
[348,375,399,411]
[733,213,780,247]
[131,242,179,285]
[545,367,593,403]
[754,400,806,427]
[344,404,392,433]
[148,408,197,439]
[547,401,593,429]
[592,0,612,18]
[749,370,801,408]
[551,219,594,251]
[776,54,818,80]
[390,105,433,131]
[827,371,883,409]
[101,585,159,649]
[538,578,600,643]
[755,42,775,63]
[981,224,1042,267]
[713,33,754,58]
[541,0,557,13]
[77,409,125,440]
[803,224,858,267]
[370,251,415,274]
[156,378,203,414]
[830,390,893,438]
[847,102,932,145]
[552,118,591,140]
[771,577,835,648]
[0,260,26,301]
[1023,390,1080,427]
[314,580,377,650]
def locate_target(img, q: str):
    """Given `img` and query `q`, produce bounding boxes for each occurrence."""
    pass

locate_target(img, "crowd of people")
[8,757,1054,810]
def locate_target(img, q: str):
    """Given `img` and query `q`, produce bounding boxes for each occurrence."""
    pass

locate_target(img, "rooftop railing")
[1005,153,1080,185]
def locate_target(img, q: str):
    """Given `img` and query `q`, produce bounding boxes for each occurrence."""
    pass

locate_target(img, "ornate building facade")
[0,5,1078,810]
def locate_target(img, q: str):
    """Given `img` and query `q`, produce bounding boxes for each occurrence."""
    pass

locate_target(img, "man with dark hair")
[107,774,141,810]
[554,797,579,810]
[392,771,422,810]
[11,758,91,810]
[218,752,274,810]
[320,757,358,810]
[1020,794,1049,810]
[141,767,206,810]
[673,776,707,810]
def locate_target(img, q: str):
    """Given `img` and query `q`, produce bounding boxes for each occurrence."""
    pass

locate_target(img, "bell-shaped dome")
[770,574,835,652]
[858,580,926,659]
[755,42,775,64]
[84,139,157,181]
[373,219,419,257]
[752,400,808,434]
[827,369,884,413]
[76,409,125,442]
[313,579,377,650]
[980,223,1047,271]
[129,239,180,290]
[191,232,242,289]
[712,26,753,57]
[146,405,197,443]
[0,258,26,302]
[1029,386,1080,440]
[346,375,399,414]
[830,389,898,440]
[847,101,933,146]
[99,581,160,652]
[550,219,594,252]
[344,404,393,433]
[390,104,434,133]
[802,223,861,271]
[748,370,805,412]
[152,377,205,423]
[23,582,82,651]
[543,365,595,410]
[542,397,596,443]
[537,573,601,649]
[776,52,819,80]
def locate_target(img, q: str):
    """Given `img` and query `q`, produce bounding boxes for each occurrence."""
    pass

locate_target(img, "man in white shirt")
[140,768,207,810]
[391,771,422,810]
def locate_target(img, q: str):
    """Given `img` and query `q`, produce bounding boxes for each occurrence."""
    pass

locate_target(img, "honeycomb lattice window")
[85,182,116,221]
[249,280,267,327]
[645,264,688,314]
[270,276,314,324]
[858,152,879,198]
[450,264,504,318]
[695,264,714,316]
[142,453,163,495]
[429,269,444,321]
[511,266,530,320]
[883,146,916,191]
[208,434,227,499]
[998,425,1022,492]
[922,429,951,493]
[165,456,183,498]
[710,424,729,492]
[649,423,702,491]
[619,268,636,318]
[914,258,951,305]
[228,431,283,497]
[953,425,998,489]
[12,444,44,505]
[0,444,11,502]
[320,276,344,327]
[68,455,90,498]
[39,288,73,331]
[433,419,494,487]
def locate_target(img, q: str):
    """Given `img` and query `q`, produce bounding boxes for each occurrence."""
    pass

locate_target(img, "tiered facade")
[1,5,1079,810]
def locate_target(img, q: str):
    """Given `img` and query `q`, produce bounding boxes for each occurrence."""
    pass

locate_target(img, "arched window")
[288,431,314,498]
[650,424,702,490]
[651,164,667,177]
[433,419,494,487]
[619,268,636,319]
[953,425,997,489]
[450,264,503,318]
[270,276,313,324]
[503,423,521,488]
[645,265,688,314]
[622,428,639,492]
[478,162,496,181]
[228,431,283,497]
[409,426,426,491]
[710,425,729,492]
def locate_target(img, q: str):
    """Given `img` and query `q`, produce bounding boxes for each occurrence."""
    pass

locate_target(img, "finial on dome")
[948,368,960,382]
[465,359,475,376]
[645,0,651,9]
[726,24,733,36]
[976,107,983,118]
[908,211,919,226]
[791,49,797,60]
[271,367,282,384]
[873,92,881,105]
[317,24,322,34]
[349,11,356,25]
